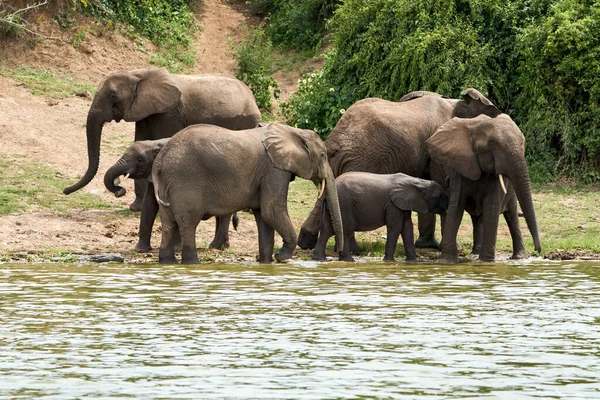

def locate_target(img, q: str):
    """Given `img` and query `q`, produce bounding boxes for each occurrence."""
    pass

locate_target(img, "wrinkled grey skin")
[458,173,523,259]
[298,88,502,252]
[103,139,237,252]
[426,114,542,263]
[63,67,261,206]
[313,172,448,262]
[63,68,260,248]
[152,123,344,265]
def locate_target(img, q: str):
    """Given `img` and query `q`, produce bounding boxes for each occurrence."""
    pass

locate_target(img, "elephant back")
[176,74,261,130]
[326,97,455,178]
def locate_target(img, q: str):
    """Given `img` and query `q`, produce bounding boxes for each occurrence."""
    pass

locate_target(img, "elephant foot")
[209,239,230,250]
[382,256,397,263]
[311,252,327,261]
[339,254,355,262]
[439,253,459,264]
[158,249,178,264]
[415,235,441,250]
[180,246,200,264]
[135,242,152,253]
[275,248,294,262]
[129,198,143,212]
[510,250,528,260]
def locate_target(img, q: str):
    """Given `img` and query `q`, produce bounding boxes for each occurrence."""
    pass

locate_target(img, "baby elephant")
[312,172,448,262]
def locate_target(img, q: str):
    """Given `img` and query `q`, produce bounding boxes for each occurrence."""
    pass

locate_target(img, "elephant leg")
[470,214,483,255]
[350,234,362,254]
[478,194,501,262]
[136,181,158,252]
[158,208,178,264]
[209,215,231,249]
[400,214,417,262]
[338,230,355,262]
[383,226,400,263]
[298,199,323,249]
[130,178,147,212]
[440,187,466,263]
[262,208,297,262]
[178,214,201,265]
[415,212,440,249]
[504,194,527,259]
[253,209,274,263]
[312,202,333,261]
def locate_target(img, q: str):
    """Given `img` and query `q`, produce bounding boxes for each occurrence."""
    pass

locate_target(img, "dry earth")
[0,0,314,262]
[0,0,555,263]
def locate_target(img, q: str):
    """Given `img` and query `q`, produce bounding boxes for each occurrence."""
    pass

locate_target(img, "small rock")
[47,99,59,106]
[75,91,91,100]
[81,253,125,263]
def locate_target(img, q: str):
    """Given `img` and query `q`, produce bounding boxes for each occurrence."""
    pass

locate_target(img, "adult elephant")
[426,114,542,263]
[152,123,344,265]
[103,138,238,251]
[297,88,501,251]
[62,67,261,249]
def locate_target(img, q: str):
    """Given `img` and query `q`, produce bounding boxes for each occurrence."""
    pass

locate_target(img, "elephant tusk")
[113,177,121,186]
[499,173,507,194]
[124,173,130,179]
[317,179,326,199]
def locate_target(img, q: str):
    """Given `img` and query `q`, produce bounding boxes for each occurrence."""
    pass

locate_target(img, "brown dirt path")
[0,0,295,262]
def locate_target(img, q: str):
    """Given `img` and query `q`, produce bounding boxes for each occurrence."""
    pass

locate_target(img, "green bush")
[232,25,280,110]
[74,0,196,72]
[283,0,600,182]
[267,0,337,51]
[515,0,600,181]
[232,0,337,51]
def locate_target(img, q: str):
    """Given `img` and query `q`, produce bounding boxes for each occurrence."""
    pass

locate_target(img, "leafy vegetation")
[282,0,600,183]
[232,25,280,110]
[231,0,337,51]
[77,0,198,72]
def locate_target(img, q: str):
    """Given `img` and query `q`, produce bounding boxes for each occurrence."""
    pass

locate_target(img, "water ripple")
[0,262,599,398]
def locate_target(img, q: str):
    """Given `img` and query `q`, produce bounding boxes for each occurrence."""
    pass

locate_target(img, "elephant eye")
[137,157,144,163]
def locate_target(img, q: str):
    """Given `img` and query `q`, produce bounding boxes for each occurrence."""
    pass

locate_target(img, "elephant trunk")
[323,166,344,252]
[510,161,542,253]
[104,158,130,198]
[63,112,105,195]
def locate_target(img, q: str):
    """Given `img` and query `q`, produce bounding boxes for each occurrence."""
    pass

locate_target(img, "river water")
[1,260,599,399]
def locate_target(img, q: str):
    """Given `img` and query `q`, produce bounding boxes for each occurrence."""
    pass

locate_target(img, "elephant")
[103,138,238,252]
[426,114,542,263]
[152,123,344,264]
[63,68,261,248]
[297,88,502,253]
[312,172,448,262]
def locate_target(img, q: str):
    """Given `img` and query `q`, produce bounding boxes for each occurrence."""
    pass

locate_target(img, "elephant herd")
[63,67,541,264]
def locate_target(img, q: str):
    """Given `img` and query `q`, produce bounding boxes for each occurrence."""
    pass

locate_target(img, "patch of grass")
[0,66,96,99]
[0,157,119,216]
[287,178,600,259]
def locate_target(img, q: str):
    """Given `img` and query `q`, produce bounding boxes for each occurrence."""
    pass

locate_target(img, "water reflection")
[1,261,599,398]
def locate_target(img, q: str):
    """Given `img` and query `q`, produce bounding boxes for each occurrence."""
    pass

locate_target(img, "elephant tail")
[232,213,239,230]
[151,163,170,207]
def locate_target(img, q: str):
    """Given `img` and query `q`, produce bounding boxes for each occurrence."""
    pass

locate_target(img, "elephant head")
[262,124,344,251]
[104,138,170,197]
[426,113,542,253]
[63,68,181,195]
[390,177,449,216]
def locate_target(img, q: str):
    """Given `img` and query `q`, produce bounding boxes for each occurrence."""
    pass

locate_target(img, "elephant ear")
[459,88,501,118]
[262,124,314,180]
[389,176,430,214]
[426,117,482,181]
[124,68,182,122]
